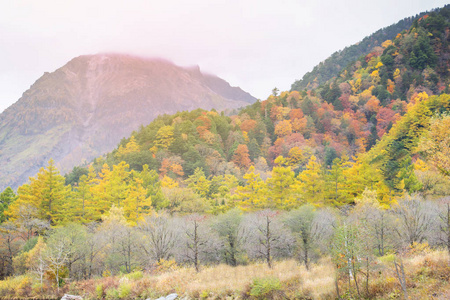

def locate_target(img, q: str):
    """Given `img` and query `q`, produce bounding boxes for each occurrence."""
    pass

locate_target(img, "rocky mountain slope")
[0,54,255,190]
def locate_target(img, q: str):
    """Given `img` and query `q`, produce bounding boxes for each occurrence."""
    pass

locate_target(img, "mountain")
[0,54,256,190]
[290,8,437,91]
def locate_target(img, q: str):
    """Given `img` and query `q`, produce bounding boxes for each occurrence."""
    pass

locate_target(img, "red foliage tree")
[240,119,257,132]
[376,107,396,138]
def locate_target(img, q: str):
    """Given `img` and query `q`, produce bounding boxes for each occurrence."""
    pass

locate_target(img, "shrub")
[105,288,119,300]
[118,282,131,299]
[31,282,44,296]
[12,252,29,275]
[124,270,143,280]
[96,284,104,299]
[200,290,209,299]
[16,276,32,297]
[250,277,283,299]
[156,259,178,273]
[368,276,397,298]
[408,242,431,255]
[379,253,396,263]
[0,275,31,297]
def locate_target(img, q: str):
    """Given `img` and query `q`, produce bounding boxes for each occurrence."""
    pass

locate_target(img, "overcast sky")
[0,0,447,113]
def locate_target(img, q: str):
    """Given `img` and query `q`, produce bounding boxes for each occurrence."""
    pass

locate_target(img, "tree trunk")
[303,237,309,270]
[352,258,361,299]
[266,216,272,268]
[394,258,408,300]
[447,203,450,253]
[365,257,369,297]
[194,220,199,272]
[335,274,341,300]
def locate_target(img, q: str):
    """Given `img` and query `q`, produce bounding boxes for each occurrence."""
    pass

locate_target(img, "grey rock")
[61,295,82,300]
[152,293,178,300]
[166,294,178,300]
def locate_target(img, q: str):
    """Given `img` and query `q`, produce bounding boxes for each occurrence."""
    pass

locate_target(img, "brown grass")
[147,259,335,299]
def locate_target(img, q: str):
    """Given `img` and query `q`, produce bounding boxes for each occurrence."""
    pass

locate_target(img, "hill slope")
[290,8,437,91]
[0,54,256,190]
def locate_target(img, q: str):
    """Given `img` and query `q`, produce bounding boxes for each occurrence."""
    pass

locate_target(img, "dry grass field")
[1,246,449,299]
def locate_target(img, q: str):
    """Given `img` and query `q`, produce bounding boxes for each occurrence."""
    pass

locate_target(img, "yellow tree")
[123,173,152,224]
[418,115,450,176]
[344,154,392,207]
[6,181,37,218]
[236,166,267,211]
[151,125,175,153]
[37,160,70,224]
[274,120,292,137]
[7,160,69,225]
[116,135,140,159]
[160,176,179,188]
[217,174,239,209]
[287,147,304,169]
[266,161,298,209]
[91,164,113,215]
[67,166,99,223]
[91,162,130,215]
[325,156,352,206]
[298,156,325,206]
[186,168,211,199]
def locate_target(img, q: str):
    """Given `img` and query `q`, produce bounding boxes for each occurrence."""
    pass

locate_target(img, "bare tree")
[436,196,450,251]
[80,223,106,279]
[33,255,47,289]
[394,256,408,300]
[97,206,138,275]
[174,214,219,272]
[244,210,293,268]
[392,195,438,247]
[27,237,47,289]
[331,223,366,299]
[138,213,176,264]
[44,233,70,291]
[349,204,395,256]
[48,224,87,280]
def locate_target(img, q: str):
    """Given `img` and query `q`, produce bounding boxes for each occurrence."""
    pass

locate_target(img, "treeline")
[1,197,450,295]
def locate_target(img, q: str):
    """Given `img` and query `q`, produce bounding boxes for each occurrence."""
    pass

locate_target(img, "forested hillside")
[290,6,444,91]
[0,6,450,300]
